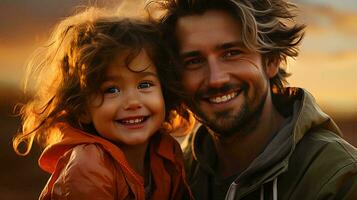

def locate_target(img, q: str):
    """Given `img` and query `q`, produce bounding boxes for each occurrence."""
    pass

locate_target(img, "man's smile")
[207,91,239,104]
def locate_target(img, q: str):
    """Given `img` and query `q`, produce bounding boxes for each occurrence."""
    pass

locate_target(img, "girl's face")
[87,50,165,147]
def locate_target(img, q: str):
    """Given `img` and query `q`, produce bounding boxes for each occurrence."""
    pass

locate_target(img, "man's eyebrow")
[215,41,245,50]
[180,51,201,58]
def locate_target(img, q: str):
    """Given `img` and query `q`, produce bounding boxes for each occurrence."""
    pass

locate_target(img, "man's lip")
[201,89,242,102]
[208,91,238,104]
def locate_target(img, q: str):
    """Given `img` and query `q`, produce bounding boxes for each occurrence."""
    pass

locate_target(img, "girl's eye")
[104,87,120,94]
[138,81,153,89]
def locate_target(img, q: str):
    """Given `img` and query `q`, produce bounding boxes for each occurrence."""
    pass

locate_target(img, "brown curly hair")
[13,7,190,155]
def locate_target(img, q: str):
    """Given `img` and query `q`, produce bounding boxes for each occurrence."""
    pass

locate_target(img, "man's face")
[175,10,278,137]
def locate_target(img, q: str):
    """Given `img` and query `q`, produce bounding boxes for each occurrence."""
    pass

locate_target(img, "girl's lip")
[118,115,147,121]
[121,122,146,130]
[116,116,149,127]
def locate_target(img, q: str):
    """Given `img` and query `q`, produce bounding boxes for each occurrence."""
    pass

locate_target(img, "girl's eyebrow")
[139,71,158,78]
[104,71,158,81]
[104,75,120,81]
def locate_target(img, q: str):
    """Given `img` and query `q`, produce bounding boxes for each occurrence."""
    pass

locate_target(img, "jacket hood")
[189,88,342,184]
[289,88,341,144]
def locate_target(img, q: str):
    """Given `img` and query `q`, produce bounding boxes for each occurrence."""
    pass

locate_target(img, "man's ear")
[265,61,280,78]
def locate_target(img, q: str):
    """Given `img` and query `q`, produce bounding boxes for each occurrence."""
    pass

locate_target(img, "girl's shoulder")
[69,143,113,166]
[59,143,116,177]
[40,144,120,199]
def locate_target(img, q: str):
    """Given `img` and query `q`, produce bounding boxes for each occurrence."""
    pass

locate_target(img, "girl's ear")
[79,111,92,124]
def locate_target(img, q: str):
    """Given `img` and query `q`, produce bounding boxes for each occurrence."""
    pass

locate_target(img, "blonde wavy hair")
[148,0,305,93]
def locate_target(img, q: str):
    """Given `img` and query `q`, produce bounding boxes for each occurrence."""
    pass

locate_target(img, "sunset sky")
[0,0,356,116]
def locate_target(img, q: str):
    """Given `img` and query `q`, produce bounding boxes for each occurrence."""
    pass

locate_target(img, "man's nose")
[207,57,230,88]
[123,91,142,110]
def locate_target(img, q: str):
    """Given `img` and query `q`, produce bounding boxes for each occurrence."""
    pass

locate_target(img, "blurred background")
[0,0,356,199]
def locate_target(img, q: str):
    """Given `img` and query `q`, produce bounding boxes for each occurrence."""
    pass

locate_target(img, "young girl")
[13,8,193,200]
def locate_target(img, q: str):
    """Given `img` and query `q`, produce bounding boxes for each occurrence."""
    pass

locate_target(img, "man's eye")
[184,57,205,69]
[138,81,153,89]
[104,87,120,94]
[222,50,242,59]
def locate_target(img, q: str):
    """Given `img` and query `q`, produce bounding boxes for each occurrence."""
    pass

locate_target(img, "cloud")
[298,5,357,36]
[0,0,124,45]
[288,3,357,112]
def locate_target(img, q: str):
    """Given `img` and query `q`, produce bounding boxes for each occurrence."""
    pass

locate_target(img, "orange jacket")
[38,123,193,200]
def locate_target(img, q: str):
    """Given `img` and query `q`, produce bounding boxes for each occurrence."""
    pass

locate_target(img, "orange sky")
[288,3,357,115]
[0,0,356,115]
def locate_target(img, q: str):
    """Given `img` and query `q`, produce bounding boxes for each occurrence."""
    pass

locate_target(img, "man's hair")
[151,0,305,93]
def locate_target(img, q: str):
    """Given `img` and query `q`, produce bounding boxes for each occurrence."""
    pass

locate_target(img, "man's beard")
[188,87,268,139]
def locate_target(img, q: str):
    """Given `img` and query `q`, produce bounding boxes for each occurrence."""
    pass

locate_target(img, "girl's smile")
[87,49,165,146]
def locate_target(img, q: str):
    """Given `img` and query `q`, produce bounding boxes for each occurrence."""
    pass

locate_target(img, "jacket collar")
[190,88,342,188]
[38,123,182,184]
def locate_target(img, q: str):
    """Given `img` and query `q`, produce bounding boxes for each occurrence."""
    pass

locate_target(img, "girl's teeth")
[123,118,144,124]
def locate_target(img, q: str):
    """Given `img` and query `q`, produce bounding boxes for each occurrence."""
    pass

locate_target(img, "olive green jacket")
[182,88,357,200]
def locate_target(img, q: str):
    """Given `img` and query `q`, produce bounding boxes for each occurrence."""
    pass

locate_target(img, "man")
[151,0,357,199]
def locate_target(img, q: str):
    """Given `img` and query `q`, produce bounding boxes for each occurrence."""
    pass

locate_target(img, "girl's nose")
[123,91,142,110]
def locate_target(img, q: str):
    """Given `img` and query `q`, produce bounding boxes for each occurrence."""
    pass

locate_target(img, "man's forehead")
[176,10,235,29]
[179,41,246,57]
[175,10,243,54]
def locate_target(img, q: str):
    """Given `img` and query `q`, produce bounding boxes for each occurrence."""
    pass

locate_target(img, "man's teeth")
[122,117,144,124]
[209,92,237,103]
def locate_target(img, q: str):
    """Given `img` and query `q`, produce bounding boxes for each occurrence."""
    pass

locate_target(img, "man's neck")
[211,96,286,178]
